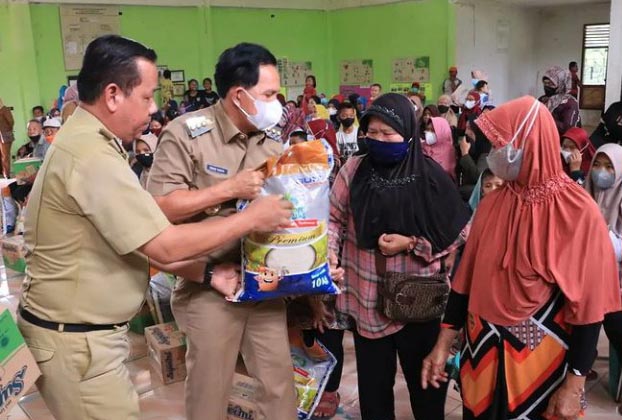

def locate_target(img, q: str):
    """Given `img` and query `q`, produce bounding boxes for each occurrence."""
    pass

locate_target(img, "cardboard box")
[227,373,259,420]
[144,323,186,385]
[0,306,41,418]
[1,235,26,274]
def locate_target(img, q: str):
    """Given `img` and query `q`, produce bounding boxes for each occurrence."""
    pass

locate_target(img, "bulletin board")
[340,60,373,86]
[392,56,430,83]
[278,58,313,87]
[60,5,121,71]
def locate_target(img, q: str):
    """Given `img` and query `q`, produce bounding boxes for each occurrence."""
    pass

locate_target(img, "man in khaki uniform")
[147,43,298,420]
[18,35,292,420]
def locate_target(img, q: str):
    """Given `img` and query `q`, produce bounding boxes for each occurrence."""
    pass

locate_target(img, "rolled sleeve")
[68,155,170,255]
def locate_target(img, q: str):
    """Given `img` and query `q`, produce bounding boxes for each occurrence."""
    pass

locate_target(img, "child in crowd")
[468,168,505,211]
[160,69,174,108]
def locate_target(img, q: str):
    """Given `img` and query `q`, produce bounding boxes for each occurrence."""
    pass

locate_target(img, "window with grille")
[582,23,610,85]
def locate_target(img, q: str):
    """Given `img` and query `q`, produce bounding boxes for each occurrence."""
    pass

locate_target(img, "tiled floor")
[2,265,621,419]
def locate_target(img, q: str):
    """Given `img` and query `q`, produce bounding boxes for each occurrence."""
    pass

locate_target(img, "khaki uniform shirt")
[147,101,283,265]
[21,107,170,324]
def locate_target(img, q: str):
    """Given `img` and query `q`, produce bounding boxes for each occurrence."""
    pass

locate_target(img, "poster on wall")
[340,60,373,86]
[339,85,372,100]
[389,83,412,94]
[60,5,121,71]
[278,58,313,87]
[392,56,430,83]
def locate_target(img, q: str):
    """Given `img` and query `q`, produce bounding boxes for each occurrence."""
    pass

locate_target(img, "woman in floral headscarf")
[539,66,581,136]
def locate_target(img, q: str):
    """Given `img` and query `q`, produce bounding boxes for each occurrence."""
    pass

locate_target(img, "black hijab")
[350,93,471,253]
[591,101,622,148]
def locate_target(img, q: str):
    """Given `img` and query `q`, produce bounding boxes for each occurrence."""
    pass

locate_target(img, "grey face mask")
[486,99,541,181]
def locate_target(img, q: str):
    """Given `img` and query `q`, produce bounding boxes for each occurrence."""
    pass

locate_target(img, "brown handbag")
[375,252,450,323]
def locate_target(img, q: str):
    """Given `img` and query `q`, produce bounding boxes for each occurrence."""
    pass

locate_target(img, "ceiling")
[26,0,611,9]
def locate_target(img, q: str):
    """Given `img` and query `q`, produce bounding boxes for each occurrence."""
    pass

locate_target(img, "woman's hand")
[568,150,582,173]
[421,328,459,389]
[543,374,585,420]
[309,298,333,334]
[459,137,471,157]
[378,234,412,256]
[421,344,450,390]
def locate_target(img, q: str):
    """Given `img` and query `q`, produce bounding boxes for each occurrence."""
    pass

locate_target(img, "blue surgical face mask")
[472,78,479,87]
[591,169,616,190]
[365,137,410,165]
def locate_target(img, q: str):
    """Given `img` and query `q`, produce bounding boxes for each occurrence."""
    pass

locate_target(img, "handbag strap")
[376,250,447,275]
[375,251,387,276]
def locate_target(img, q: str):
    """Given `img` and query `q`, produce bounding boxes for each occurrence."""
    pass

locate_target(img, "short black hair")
[214,43,277,98]
[77,35,157,105]
[569,61,578,68]
[188,79,198,86]
[27,119,42,126]
[163,69,171,79]
[309,95,321,105]
[338,102,355,112]
[151,112,165,125]
[371,83,382,90]
[289,130,307,140]
[286,100,297,108]
[32,106,44,114]
[475,80,488,90]
[203,77,212,85]
[306,75,316,87]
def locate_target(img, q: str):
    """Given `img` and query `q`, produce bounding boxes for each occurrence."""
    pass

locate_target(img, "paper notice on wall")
[389,83,411,93]
[60,5,121,71]
[392,56,430,83]
[278,58,313,87]
[340,60,373,86]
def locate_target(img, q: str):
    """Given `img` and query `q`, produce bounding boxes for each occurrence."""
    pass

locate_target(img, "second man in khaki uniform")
[147,43,297,420]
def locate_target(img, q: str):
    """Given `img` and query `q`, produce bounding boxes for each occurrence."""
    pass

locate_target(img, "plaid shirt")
[329,156,470,339]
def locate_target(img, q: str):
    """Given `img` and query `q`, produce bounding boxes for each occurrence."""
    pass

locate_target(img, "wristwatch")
[202,263,216,289]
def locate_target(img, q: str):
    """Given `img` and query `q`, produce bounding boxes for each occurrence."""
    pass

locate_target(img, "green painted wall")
[1,0,455,148]
[210,7,330,96]
[330,0,453,101]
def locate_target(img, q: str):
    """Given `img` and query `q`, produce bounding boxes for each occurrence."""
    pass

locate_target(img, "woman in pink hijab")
[421,117,456,181]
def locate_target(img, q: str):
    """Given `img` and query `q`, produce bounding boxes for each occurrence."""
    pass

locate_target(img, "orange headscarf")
[453,96,620,326]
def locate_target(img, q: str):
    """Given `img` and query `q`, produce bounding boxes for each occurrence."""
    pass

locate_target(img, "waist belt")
[19,308,127,333]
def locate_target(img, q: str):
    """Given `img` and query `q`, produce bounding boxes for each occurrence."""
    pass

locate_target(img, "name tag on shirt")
[206,164,229,175]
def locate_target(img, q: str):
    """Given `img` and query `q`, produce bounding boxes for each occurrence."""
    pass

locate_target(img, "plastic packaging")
[234,140,339,302]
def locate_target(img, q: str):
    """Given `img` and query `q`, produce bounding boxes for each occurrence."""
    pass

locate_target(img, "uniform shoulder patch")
[185,116,214,139]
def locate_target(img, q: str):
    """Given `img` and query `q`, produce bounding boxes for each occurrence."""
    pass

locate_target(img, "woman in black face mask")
[539,66,581,136]
[131,133,158,189]
[327,93,471,420]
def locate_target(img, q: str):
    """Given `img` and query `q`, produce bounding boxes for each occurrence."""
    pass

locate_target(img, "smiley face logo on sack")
[255,267,283,292]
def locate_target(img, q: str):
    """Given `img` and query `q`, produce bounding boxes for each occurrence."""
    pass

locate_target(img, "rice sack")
[234,140,339,302]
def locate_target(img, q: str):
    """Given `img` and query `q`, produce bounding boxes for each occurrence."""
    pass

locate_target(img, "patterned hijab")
[543,66,576,113]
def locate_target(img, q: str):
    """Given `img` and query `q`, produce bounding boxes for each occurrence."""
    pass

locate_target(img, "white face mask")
[560,149,573,163]
[465,100,476,110]
[236,90,283,131]
[328,108,338,116]
[424,131,437,145]
[486,99,540,181]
